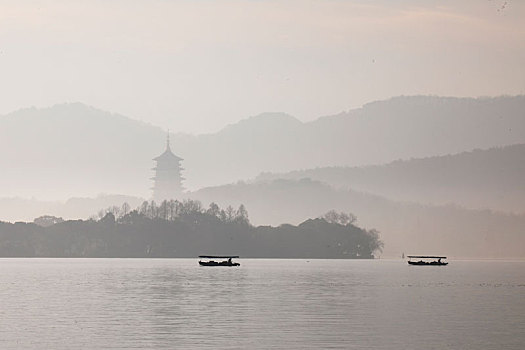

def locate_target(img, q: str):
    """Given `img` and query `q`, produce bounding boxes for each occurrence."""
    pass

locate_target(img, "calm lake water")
[0,259,524,349]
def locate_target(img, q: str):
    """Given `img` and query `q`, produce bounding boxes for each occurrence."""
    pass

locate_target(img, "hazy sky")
[0,0,523,133]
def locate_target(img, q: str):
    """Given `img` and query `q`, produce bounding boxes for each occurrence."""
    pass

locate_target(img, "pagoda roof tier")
[152,166,183,171]
[153,147,183,162]
[153,135,183,161]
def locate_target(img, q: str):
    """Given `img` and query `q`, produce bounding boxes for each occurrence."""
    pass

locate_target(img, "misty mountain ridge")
[1,95,524,200]
[219,112,302,134]
[256,144,525,213]
[0,103,168,199]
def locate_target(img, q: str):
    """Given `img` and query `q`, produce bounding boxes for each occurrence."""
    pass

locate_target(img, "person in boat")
[228,258,232,265]
[438,258,442,263]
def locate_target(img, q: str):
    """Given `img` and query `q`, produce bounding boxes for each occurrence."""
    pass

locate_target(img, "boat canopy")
[407,256,446,259]
[199,255,239,259]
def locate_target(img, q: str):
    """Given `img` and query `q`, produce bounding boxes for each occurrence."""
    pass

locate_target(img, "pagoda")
[152,132,184,202]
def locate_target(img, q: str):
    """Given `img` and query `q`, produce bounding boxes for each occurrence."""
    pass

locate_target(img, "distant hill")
[1,96,524,199]
[256,144,525,213]
[179,95,525,191]
[0,103,167,199]
[191,179,525,259]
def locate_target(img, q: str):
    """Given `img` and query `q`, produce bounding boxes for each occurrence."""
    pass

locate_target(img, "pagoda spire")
[166,129,171,150]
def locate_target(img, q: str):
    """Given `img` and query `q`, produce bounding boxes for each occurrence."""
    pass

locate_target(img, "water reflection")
[0,259,523,349]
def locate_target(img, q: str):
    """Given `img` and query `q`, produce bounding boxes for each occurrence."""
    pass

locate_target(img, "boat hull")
[199,261,240,267]
[408,261,448,266]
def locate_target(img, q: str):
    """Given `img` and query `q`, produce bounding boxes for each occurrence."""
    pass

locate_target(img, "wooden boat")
[198,255,240,267]
[407,256,448,266]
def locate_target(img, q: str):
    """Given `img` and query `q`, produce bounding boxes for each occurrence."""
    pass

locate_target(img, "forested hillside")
[256,144,525,213]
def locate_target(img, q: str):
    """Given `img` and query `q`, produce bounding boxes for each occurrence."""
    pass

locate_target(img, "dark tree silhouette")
[0,203,383,258]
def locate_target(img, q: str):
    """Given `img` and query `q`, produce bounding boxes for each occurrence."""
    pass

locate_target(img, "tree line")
[1,201,383,259]
[94,199,250,226]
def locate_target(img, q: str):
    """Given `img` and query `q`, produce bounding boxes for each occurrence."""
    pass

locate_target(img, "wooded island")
[0,200,383,259]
